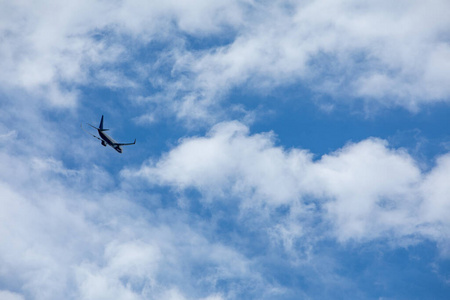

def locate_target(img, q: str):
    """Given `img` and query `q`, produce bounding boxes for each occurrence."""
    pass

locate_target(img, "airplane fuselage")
[99,130,123,153]
[82,115,135,153]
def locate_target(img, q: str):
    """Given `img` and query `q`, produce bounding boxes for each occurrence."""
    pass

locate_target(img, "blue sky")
[1,1,450,299]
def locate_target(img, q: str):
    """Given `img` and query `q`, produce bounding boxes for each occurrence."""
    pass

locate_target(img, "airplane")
[81,115,136,153]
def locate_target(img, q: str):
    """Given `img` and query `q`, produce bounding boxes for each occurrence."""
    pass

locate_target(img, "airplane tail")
[98,115,109,131]
[99,115,105,130]
[88,115,109,131]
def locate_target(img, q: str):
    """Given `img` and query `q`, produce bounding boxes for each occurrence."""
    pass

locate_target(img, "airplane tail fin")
[87,115,109,131]
[99,115,104,130]
[98,115,109,131]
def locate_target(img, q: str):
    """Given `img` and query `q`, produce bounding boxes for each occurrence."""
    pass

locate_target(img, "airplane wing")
[114,139,136,146]
[81,123,103,141]
[87,123,100,130]
[87,123,109,131]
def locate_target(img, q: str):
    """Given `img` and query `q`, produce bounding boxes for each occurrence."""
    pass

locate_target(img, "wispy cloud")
[138,0,450,120]
[0,148,274,299]
[2,0,449,120]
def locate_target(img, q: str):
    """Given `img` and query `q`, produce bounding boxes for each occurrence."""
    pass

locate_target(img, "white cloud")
[2,1,449,297]
[313,139,422,241]
[0,146,274,299]
[130,121,312,204]
[421,154,450,225]
[0,130,17,141]
[2,0,449,118]
[130,121,450,246]
[0,291,25,300]
[0,0,247,108]
[161,0,450,119]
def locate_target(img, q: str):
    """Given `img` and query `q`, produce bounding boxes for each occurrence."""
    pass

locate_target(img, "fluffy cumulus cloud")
[1,0,449,116]
[130,121,450,245]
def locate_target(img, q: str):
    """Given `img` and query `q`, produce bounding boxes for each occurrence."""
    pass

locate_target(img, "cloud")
[0,0,246,109]
[159,0,450,119]
[1,1,450,297]
[0,102,393,298]
[129,121,450,246]
[0,291,25,300]
[0,144,275,300]
[129,121,309,203]
[420,154,450,233]
[2,0,449,120]
[313,138,421,242]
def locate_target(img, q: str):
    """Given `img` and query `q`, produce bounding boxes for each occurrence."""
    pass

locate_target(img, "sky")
[1,0,450,299]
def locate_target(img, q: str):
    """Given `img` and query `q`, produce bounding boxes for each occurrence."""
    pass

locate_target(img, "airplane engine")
[101,141,107,147]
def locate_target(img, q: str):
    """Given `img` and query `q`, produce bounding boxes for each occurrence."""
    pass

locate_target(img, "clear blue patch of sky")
[183,28,238,52]
[332,240,450,299]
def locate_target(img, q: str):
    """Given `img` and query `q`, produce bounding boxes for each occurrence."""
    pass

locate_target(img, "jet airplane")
[82,115,136,153]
